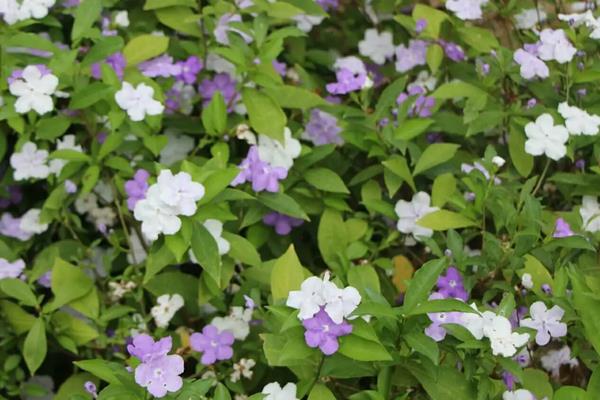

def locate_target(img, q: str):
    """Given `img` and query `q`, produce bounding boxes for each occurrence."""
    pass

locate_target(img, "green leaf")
[508,122,533,177]
[431,173,456,207]
[82,36,124,67]
[426,44,444,74]
[264,85,325,109]
[404,332,439,365]
[143,135,168,157]
[81,165,101,195]
[308,384,336,400]
[123,35,170,65]
[417,210,477,230]
[413,143,460,176]
[201,91,227,135]
[0,300,36,334]
[318,208,348,268]
[222,232,261,267]
[69,82,113,109]
[5,33,59,54]
[36,116,71,141]
[394,118,434,141]
[305,168,349,194]
[338,334,392,361]
[73,360,126,384]
[50,259,93,309]
[407,299,478,316]
[258,192,309,220]
[0,279,38,307]
[406,361,476,400]
[519,255,553,297]
[51,311,99,345]
[23,319,47,375]
[522,368,553,400]
[569,267,600,356]
[403,258,446,314]
[411,4,448,39]
[49,149,90,163]
[191,221,221,284]
[155,7,202,37]
[271,245,305,301]
[144,0,197,9]
[214,383,232,400]
[242,88,287,142]
[382,156,416,191]
[457,26,499,53]
[71,0,102,41]
[587,365,600,400]
[555,387,586,400]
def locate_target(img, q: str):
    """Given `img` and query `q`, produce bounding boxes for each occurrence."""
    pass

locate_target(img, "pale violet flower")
[521,273,533,289]
[115,82,164,122]
[159,132,195,165]
[151,294,184,328]
[114,10,129,27]
[261,382,298,400]
[134,185,181,241]
[558,102,600,136]
[559,10,600,39]
[214,14,252,45]
[520,301,567,345]
[211,307,252,340]
[9,65,58,115]
[293,14,324,33]
[156,170,205,216]
[503,389,535,400]
[20,208,48,236]
[0,258,26,280]
[540,345,579,378]
[537,29,577,64]
[333,56,367,76]
[203,219,230,255]
[514,49,549,80]
[524,114,568,160]
[49,134,83,175]
[446,0,488,20]
[395,192,439,241]
[257,128,302,170]
[358,29,395,65]
[514,8,547,30]
[580,196,600,232]
[10,142,50,181]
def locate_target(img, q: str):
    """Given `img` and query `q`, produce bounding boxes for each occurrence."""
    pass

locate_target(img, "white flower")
[205,53,237,77]
[503,389,535,400]
[156,170,205,216]
[524,114,569,160]
[204,219,230,255]
[114,10,129,27]
[9,65,58,115]
[49,134,83,175]
[19,208,48,235]
[150,294,184,328]
[358,29,395,65]
[115,82,164,122]
[0,0,55,24]
[286,276,328,320]
[492,156,506,167]
[322,284,362,324]
[0,258,25,280]
[559,10,600,39]
[10,142,50,181]
[333,56,367,76]
[515,8,547,30]
[486,315,530,357]
[407,71,437,92]
[75,193,99,214]
[159,132,195,165]
[231,358,256,382]
[513,49,549,80]
[395,192,439,241]
[558,102,600,136]
[520,301,567,346]
[580,196,600,233]
[293,14,324,33]
[521,273,533,289]
[537,29,577,64]
[211,307,253,340]
[134,185,181,241]
[446,0,488,20]
[257,128,302,169]
[127,230,148,265]
[88,207,117,231]
[460,303,487,339]
[261,382,298,400]
[540,346,578,378]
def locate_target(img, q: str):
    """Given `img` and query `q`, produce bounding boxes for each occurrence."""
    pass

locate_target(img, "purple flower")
[64,180,77,194]
[84,381,97,398]
[37,271,52,288]
[0,213,30,241]
[91,53,126,80]
[397,86,435,118]
[134,351,184,398]
[231,146,288,192]
[139,55,182,78]
[575,159,585,171]
[326,68,367,95]
[263,212,304,235]
[415,18,427,33]
[63,0,80,6]
[272,60,287,76]
[514,49,549,80]
[190,325,234,365]
[424,293,463,341]
[0,258,25,280]
[317,0,339,10]
[127,334,173,363]
[166,82,196,115]
[302,308,352,355]
[502,371,517,390]
[175,56,202,84]
[198,73,240,111]
[439,40,466,62]
[437,267,468,301]
[303,109,343,145]
[526,98,538,109]
[553,218,574,238]
[395,40,428,72]
[214,14,253,45]
[125,169,150,211]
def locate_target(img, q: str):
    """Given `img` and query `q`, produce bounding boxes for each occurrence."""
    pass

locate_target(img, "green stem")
[307,355,326,394]
[531,158,551,197]
[377,366,391,398]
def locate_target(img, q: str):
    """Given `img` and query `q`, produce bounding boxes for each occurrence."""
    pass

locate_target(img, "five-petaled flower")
[524,113,569,160]
[115,82,164,121]
[9,65,58,115]
[520,301,567,345]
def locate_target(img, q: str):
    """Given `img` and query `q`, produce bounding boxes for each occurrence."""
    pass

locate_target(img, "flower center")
[449,280,457,288]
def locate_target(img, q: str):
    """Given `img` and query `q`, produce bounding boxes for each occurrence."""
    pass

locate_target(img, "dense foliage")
[2,0,600,399]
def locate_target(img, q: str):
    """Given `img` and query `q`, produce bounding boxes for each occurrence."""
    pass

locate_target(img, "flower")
[521,273,534,289]
[395,192,439,241]
[128,334,184,398]
[425,292,464,341]
[214,14,252,45]
[537,29,577,64]
[557,102,600,136]
[211,306,253,340]
[397,85,436,118]
[439,40,466,62]
[437,267,469,301]
[0,213,30,241]
[0,258,25,280]
[321,281,362,324]
[9,65,58,115]
[524,114,569,160]
[203,219,230,255]
[540,345,578,378]
[486,314,530,357]
[10,142,50,181]
[395,40,428,72]
[257,128,302,170]
[515,8,547,29]
[134,186,181,241]
[326,68,367,95]
[502,390,535,400]
[231,146,288,193]
[263,212,304,235]
[358,29,395,65]
[1,0,55,25]
[175,56,202,84]
[115,82,164,121]
[156,170,205,216]
[303,109,343,146]
[446,0,488,20]
[91,52,126,80]
[114,10,129,27]
[49,134,83,175]
[580,196,600,233]
[84,381,97,398]
[261,382,298,400]
[513,49,549,80]
[520,301,567,345]
[159,132,195,165]
[231,358,256,382]
[553,218,574,238]
[303,308,352,355]
[190,325,235,365]
[150,294,184,328]
[125,169,150,211]
[139,55,182,78]
[559,10,600,39]
[198,73,240,111]
[293,14,324,33]
[20,209,48,236]
[492,156,506,167]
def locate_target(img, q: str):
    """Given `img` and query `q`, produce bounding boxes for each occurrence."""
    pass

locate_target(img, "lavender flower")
[214,14,252,45]
[395,40,428,72]
[91,53,126,80]
[231,146,288,193]
[303,109,343,145]
[302,308,352,355]
[415,18,427,33]
[326,68,367,95]
[439,40,466,62]
[198,73,240,111]
[139,55,182,78]
[0,258,25,280]
[272,60,287,76]
[166,82,196,115]
[397,86,435,118]
[37,271,52,288]
[425,293,463,341]
[125,169,150,211]
[553,218,574,238]
[190,325,235,365]
[437,267,468,301]
[84,381,97,399]
[317,0,339,11]
[175,56,202,84]
[0,213,30,241]
[263,212,304,235]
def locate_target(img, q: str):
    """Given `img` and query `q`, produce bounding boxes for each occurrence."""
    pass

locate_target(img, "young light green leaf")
[305,168,349,194]
[23,319,47,375]
[270,245,304,301]
[242,88,287,142]
[417,210,477,230]
[413,143,460,176]
[71,0,102,41]
[123,35,170,65]
[403,258,447,313]
[191,221,222,285]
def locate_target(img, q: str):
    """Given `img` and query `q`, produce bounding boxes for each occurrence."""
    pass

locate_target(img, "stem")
[307,355,326,394]
[377,366,391,398]
[531,158,551,197]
